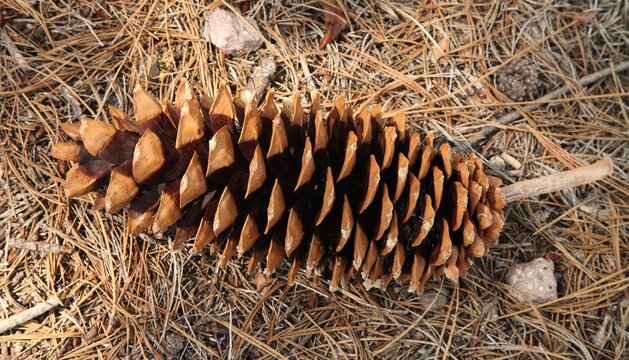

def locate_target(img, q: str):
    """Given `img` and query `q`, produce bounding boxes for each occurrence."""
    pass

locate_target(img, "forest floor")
[0,1,627,359]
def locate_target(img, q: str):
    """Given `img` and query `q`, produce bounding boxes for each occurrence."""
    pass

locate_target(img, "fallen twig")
[0,297,62,334]
[0,30,27,67]
[299,55,317,91]
[469,60,629,144]
[146,332,169,358]
[501,157,613,202]
[7,239,74,255]
[240,56,276,104]
[297,310,332,346]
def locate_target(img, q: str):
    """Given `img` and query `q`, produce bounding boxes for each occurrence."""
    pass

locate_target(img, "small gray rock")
[202,8,263,56]
[506,257,557,303]
[418,290,449,308]
[489,155,506,171]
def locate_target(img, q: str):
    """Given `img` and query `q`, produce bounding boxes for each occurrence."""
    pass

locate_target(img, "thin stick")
[7,240,74,254]
[501,157,613,203]
[240,56,277,104]
[0,297,62,334]
[0,30,27,67]
[470,61,629,144]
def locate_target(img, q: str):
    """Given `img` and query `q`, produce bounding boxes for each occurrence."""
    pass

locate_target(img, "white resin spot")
[341,225,351,240]
[385,208,393,224]
[422,219,433,232]
[209,136,218,152]
[398,167,408,179]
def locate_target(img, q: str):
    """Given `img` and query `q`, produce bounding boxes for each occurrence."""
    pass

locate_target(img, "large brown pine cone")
[51,81,506,293]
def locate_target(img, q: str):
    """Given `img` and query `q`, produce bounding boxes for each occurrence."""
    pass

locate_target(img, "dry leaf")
[254,272,270,290]
[576,10,598,25]
[430,34,450,64]
[319,2,346,48]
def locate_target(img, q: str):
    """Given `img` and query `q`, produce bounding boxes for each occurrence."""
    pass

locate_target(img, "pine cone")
[496,57,539,102]
[51,80,506,293]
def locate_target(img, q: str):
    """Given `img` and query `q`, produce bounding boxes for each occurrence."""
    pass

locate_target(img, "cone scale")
[53,80,561,294]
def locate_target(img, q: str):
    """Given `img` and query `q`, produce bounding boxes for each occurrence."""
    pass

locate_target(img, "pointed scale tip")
[79,119,116,156]
[152,181,183,234]
[179,152,207,208]
[105,161,139,214]
[132,129,166,184]
[51,141,90,162]
[133,85,163,128]
[63,160,113,198]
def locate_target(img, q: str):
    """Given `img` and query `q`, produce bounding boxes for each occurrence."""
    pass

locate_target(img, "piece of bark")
[240,56,276,104]
[7,240,74,254]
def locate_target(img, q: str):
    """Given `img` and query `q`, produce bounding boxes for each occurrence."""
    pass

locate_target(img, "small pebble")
[489,155,506,171]
[506,257,557,303]
[201,8,263,56]
[416,290,449,308]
